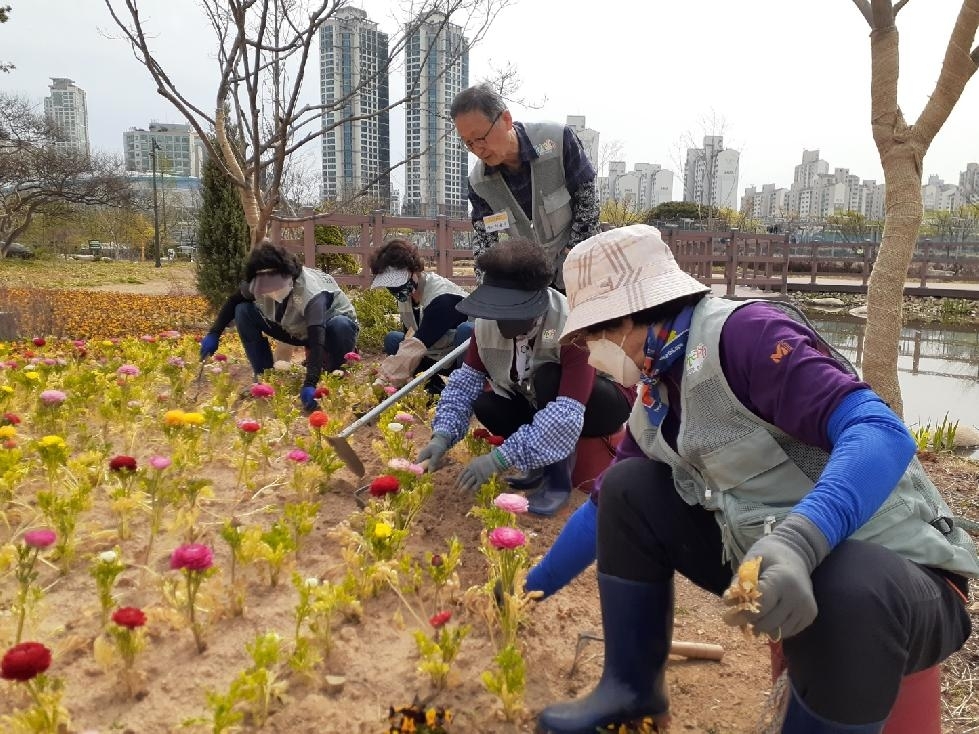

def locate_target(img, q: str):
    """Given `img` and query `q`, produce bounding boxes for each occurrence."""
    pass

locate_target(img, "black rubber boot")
[527,456,572,517]
[506,467,545,490]
[782,684,885,733]
[537,573,673,733]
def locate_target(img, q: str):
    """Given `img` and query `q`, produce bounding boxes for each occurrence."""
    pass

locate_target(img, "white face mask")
[267,283,293,302]
[586,330,642,386]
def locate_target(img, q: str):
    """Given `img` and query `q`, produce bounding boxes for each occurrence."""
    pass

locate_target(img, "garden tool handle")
[336,338,471,440]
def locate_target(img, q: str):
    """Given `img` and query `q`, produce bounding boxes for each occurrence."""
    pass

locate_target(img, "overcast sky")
[3,0,978,200]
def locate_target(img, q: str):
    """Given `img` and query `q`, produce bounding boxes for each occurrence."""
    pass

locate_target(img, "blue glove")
[526,498,598,598]
[456,449,508,492]
[300,386,318,412]
[722,513,830,640]
[200,332,220,359]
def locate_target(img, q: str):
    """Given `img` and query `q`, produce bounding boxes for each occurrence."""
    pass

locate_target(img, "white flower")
[98,550,118,563]
[387,422,404,433]
[305,577,321,588]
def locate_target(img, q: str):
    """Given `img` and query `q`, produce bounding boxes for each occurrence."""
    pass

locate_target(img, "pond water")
[812,317,979,429]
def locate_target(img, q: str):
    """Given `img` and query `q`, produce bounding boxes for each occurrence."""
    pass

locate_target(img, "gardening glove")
[456,449,508,493]
[417,432,451,471]
[200,332,220,360]
[299,386,318,413]
[722,513,830,640]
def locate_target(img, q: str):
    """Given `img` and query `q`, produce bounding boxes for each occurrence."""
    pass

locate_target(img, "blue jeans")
[234,302,358,375]
[383,321,473,368]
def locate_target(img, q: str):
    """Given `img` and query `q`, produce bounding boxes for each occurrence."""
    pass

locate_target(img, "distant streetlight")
[150,139,162,268]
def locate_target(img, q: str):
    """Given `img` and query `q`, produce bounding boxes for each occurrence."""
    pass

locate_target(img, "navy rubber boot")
[537,573,673,733]
[527,456,573,516]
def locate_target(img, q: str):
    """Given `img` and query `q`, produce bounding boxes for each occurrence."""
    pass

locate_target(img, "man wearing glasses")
[450,84,599,292]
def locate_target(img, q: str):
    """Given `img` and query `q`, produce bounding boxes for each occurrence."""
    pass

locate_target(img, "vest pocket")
[699,429,813,505]
[717,495,792,561]
[540,187,572,242]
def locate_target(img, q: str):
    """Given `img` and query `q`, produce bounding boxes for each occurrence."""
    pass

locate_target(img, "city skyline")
[3,1,977,204]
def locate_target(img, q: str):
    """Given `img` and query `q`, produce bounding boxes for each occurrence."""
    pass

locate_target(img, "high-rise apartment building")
[566,115,599,170]
[600,161,674,209]
[44,78,89,155]
[683,136,740,209]
[319,7,390,205]
[960,163,979,202]
[123,123,205,177]
[402,12,469,218]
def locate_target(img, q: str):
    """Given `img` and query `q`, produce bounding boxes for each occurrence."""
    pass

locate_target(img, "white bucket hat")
[559,224,710,343]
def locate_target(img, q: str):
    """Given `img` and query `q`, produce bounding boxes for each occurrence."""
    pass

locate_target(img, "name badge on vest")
[483,211,510,234]
[534,139,556,156]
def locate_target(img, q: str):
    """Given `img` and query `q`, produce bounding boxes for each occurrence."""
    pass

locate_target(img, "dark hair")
[244,240,302,281]
[580,293,707,336]
[476,239,551,291]
[449,83,507,121]
[369,238,424,275]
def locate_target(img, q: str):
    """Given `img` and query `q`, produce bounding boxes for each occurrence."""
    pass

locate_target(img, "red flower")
[169,543,214,571]
[214,353,228,362]
[486,435,505,446]
[1,642,52,681]
[430,554,443,567]
[238,420,261,433]
[473,428,491,439]
[109,455,138,472]
[314,386,329,399]
[1,413,21,426]
[111,607,147,629]
[343,351,362,362]
[32,337,46,347]
[2,439,15,450]
[369,474,400,497]
[429,611,452,629]
[308,411,328,428]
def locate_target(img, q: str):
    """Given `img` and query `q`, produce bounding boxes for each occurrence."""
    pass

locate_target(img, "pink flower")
[287,449,310,463]
[488,526,526,550]
[250,383,275,398]
[167,356,186,368]
[72,340,86,348]
[160,330,182,340]
[386,457,425,475]
[238,420,261,433]
[343,351,361,362]
[24,529,57,549]
[39,389,67,406]
[494,493,529,514]
[149,455,172,471]
[117,364,140,377]
[393,412,415,425]
[169,544,214,571]
[383,386,397,396]
[140,334,157,343]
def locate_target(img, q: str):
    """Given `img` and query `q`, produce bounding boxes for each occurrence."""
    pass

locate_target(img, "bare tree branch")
[851,0,874,28]
[893,0,911,16]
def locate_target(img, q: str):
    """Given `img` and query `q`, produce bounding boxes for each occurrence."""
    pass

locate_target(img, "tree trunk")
[215,106,263,247]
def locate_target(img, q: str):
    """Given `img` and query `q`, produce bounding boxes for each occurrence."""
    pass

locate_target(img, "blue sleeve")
[525,498,597,598]
[431,364,486,444]
[792,388,917,548]
[561,126,596,194]
[496,396,585,472]
[413,294,467,348]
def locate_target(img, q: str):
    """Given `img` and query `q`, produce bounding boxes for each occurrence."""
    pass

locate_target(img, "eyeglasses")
[461,111,502,151]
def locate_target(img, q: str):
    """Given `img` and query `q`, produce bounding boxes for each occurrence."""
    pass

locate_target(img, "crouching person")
[200,240,359,412]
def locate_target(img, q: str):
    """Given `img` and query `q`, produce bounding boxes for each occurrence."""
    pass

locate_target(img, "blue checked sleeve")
[497,396,585,472]
[431,364,486,445]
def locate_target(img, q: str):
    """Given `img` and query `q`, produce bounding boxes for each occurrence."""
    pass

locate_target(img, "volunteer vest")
[254,267,356,340]
[474,288,567,406]
[628,296,979,577]
[400,272,468,360]
[469,122,573,288]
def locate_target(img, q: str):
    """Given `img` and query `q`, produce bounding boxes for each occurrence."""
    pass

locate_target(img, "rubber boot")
[527,455,572,516]
[537,573,673,733]
[782,685,885,733]
[506,466,545,490]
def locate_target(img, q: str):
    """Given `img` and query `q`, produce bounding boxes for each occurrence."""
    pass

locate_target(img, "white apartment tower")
[403,12,469,218]
[683,136,740,209]
[123,123,205,177]
[960,163,979,202]
[44,78,89,156]
[319,8,390,205]
[566,115,600,170]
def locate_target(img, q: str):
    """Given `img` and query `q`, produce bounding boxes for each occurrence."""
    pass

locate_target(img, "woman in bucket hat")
[536,224,976,733]
[415,238,632,516]
[368,238,473,394]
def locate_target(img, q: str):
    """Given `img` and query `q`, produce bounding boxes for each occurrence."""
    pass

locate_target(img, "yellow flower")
[181,411,205,425]
[24,371,40,381]
[38,435,67,449]
[101,340,114,347]
[1,385,13,395]
[374,522,393,540]
[163,409,186,426]
[0,425,16,440]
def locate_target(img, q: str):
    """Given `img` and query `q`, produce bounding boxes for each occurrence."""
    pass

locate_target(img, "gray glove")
[456,450,507,492]
[722,513,830,640]
[417,432,451,471]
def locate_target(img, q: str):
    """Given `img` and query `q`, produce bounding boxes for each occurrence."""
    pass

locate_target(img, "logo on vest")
[534,139,556,156]
[685,344,707,374]
[770,340,794,364]
[542,328,557,343]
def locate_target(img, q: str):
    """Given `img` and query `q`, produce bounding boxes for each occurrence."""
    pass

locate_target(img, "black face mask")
[387,278,417,303]
[497,319,536,340]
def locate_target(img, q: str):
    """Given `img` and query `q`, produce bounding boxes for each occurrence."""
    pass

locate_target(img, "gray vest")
[254,267,356,340]
[469,122,574,288]
[629,296,979,577]
[474,288,566,405]
[400,272,468,360]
